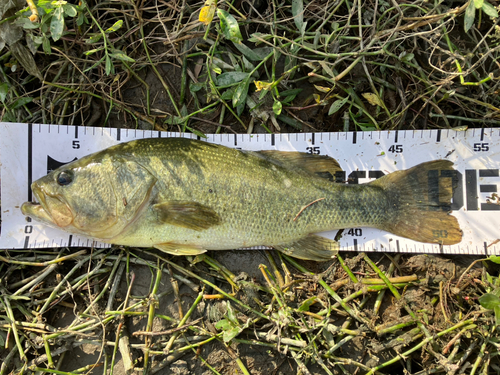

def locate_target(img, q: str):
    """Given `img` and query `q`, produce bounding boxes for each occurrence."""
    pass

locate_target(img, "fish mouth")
[21,185,74,228]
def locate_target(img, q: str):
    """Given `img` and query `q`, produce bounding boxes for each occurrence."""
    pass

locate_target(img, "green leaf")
[189,82,204,93]
[105,20,123,34]
[277,114,302,130]
[251,47,273,60]
[479,293,500,310]
[177,105,187,119]
[328,97,349,115]
[273,100,282,116]
[216,72,250,86]
[77,11,88,26]
[319,61,335,78]
[362,92,384,107]
[292,0,304,36]
[41,20,49,33]
[110,51,135,63]
[211,56,234,71]
[233,42,263,61]
[232,77,250,108]
[0,83,9,103]
[63,3,77,17]
[84,47,104,55]
[482,1,499,18]
[165,115,186,125]
[474,0,484,8]
[488,256,500,264]
[41,12,52,26]
[464,1,475,32]
[13,17,39,30]
[215,315,241,343]
[26,34,40,54]
[50,6,64,41]
[105,54,113,75]
[86,34,103,44]
[184,125,207,138]
[495,305,500,326]
[236,98,245,116]
[298,296,317,311]
[220,87,235,100]
[486,271,494,285]
[258,87,269,101]
[242,56,255,72]
[248,33,273,43]
[42,34,51,55]
[10,97,33,109]
[223,326,240,342]
[2,112,16,122]
[38,0,55,11]
[399,51,414,63]
[227,302,238,325]
[280,88,302,103]
[215,319,232,330]
[217,9,242,43]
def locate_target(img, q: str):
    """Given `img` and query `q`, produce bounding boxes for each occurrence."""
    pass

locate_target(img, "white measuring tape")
[1,123,499,255]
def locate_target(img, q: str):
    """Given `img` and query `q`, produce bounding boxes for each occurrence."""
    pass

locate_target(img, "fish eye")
[56,170,74,186]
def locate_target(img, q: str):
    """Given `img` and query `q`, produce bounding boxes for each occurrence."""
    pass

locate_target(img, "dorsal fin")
[255,150,342,180]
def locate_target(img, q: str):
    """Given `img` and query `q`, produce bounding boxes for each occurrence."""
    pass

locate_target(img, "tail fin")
[371,160,462,245]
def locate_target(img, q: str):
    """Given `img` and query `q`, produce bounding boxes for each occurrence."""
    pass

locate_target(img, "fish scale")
[125,140,381,245]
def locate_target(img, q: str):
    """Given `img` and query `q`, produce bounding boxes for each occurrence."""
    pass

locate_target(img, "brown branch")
[293,198,325,221]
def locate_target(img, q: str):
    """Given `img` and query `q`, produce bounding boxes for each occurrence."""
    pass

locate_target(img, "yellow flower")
[199,0,217,25]
[254,81,273,92]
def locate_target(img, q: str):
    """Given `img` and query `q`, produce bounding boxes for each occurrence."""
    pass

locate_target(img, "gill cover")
[71,156,157,238]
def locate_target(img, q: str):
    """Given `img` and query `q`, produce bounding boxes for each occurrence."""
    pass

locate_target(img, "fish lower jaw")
[21,202,53,224]
[21,201,37,216]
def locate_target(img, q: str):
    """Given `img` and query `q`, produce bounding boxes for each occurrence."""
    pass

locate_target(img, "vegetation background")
[0,0,500,374]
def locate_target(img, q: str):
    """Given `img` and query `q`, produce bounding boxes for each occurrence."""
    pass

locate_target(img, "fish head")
[21,146,156,239]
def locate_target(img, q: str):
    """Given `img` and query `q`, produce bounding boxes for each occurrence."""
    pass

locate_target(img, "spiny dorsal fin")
[273,234,339,261]
[256,150,342,180]
[154,242,207,256]
[152,201,221,231]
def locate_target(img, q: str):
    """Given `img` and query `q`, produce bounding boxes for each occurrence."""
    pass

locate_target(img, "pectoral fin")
[273,235,339,261]
[256,150,342,180]
[152,201,221,231]
[154,242,207,256]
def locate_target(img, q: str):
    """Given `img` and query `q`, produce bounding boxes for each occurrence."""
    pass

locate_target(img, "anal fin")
[273,235,339,261]
[154,242,207,256]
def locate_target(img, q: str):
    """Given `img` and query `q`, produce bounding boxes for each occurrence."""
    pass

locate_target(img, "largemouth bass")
[21,138,462,260]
